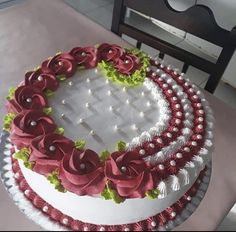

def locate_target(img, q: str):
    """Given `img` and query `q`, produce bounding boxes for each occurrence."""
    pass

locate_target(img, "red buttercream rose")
[59,149,106,196]
[98,43,124,63]
[42,53,77,78]
[6,86,48,114]
[10,110,57,149]
[29,133,74,176]
[24,67,59,91]
[70,47,98,68]
[105,151,155,198]
[114,53,141,75]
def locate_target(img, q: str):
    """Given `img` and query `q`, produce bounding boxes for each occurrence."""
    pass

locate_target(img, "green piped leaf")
[77,65,86,70]
[14,148,31,162]
[3,112,16,132]
[56,185,66,192]
[47,170,66,193]
[101,183,125,204]
[55,127,64,135]
[116,141,126,152]
[145,189,160,199]
[14,147,34,170]
[43,107,53,115]
[56,75,66,82]
[24,161,34,170]
[98,48,150,87]
[33,66,41,71]
[100,150,110,162]
[44,89,54,97]
[6,87,16,100]
[74,139,86,150]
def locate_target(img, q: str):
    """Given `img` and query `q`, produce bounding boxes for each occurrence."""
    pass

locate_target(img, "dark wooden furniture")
[111,0,236,93]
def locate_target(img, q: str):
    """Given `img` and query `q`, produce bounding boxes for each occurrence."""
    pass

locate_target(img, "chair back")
[111,0,236,93]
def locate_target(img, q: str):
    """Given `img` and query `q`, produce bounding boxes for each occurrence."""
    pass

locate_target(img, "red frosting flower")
[6,86,48,114]
[105,151,155,198]
[114,53,141,75]
[59,149,106,196]
[42,53,77,78]
[10,110,57,149]
[70,47,98,68]
[98,43,124,63]
[24,67,59,91]
[29,133,74,176]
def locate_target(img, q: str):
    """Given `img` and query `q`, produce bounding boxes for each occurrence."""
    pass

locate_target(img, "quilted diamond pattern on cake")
[49,69,161,152]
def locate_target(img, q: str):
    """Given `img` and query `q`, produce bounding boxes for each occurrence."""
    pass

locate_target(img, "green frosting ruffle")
[98,48,150,87]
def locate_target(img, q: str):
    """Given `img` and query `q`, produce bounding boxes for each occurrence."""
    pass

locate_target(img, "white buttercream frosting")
[18,160,195,225]
[169,175,180,191]
[126,78,171,150]
[179,169,190,185]
[158,181,168,198]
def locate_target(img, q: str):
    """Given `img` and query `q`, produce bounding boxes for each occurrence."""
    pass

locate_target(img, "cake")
[2,43,214,231]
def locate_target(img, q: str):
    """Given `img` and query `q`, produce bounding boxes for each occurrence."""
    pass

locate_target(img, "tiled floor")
[64,0,114,29]
[64,0,236,230]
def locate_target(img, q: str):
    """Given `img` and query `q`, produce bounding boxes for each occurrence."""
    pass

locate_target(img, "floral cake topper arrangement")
[97,44,150,86]
[3,43,208,204]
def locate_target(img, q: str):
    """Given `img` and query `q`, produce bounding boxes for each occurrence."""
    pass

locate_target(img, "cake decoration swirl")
[6,85,48,113]
[42,52,77,79]
[29,133,74,176]
[24,67,59,92]
[60,148,106,196]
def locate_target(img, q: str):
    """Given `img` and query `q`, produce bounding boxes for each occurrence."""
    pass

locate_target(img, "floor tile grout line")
[64,0,113,15]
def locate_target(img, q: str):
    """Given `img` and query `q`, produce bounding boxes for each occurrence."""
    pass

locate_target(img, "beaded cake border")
[0,131,211,231]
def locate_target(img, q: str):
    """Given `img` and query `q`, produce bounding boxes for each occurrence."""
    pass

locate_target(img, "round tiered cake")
[2,43,214,231]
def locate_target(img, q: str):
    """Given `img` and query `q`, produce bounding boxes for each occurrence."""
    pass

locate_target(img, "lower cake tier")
[12,157,209,231]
